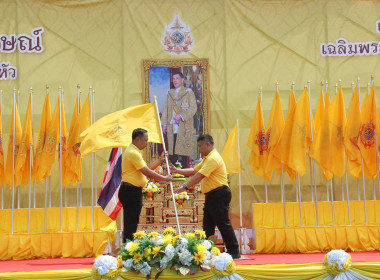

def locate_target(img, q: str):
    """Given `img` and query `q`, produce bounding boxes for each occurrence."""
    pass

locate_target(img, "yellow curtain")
[0,263,379,280]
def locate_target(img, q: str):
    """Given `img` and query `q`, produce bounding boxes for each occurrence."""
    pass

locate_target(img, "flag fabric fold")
[79,102,162,157]
[0,104,5,187]
[344,86,362,179]
[98,147,122,220]
[221,123,241,174]
[32,93,52,183]
[5,100,22,187]
[15,94,34,186]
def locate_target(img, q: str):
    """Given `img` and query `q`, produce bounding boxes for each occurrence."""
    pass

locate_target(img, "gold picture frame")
[142,58,210,166]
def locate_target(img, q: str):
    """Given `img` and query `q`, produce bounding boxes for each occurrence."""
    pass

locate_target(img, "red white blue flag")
[98,147,122,220]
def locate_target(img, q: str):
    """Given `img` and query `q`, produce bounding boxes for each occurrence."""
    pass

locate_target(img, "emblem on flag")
[255,128,268,155]
[359,122,375,148]
[162,15,193,55]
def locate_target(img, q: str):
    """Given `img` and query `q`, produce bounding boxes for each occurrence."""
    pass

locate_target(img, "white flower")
[203,251,212,266]
[152,237,164,246]
[326,249,349,270]
[125,241,133,250]
[140,262,151,276]
[165,244,175,260]
[160,256,170,269]
[212,253,233,271]
[133,262,144,271]
[94,255,118,275]
[178,249,193,266]
[122,259,133,269]
[202,240,212,250]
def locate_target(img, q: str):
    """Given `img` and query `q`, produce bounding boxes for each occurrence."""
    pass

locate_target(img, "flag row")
[0,87,93,188]
[247,82,379,182]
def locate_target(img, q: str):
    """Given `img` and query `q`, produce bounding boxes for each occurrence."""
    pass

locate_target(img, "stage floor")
[1,251,380,273]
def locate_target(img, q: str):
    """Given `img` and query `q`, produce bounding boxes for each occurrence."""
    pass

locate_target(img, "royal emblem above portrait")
[162,15,193,55]
[142,58,209,168]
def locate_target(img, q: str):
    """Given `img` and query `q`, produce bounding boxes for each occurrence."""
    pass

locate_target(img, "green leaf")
[189,265,199,275]
[179,266,190,276]
[208,235,217,243]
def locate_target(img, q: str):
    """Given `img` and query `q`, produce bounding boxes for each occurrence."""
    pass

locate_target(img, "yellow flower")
[196,244,207,254]
[195,230,206,239]
[128,242,139,253]
[185,233,196,239]
[193,251,205,265]
[172,234,181,245]
[133,231,146,239]
[144,247,152,261]
[148,232,159,239]
[133,253,143,264]
[163,227,176,235]
[163,234,173,246]
[211,247,220,256]
[117,257,123,268]
[152,246,162,257]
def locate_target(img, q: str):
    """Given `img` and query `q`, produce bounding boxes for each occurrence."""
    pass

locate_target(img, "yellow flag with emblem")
[329,86,347,178]
[358,84,377,179]
[265,91,284,179]
[247,96,267,180]
[0,102,5,187]
[64,94,91,185]
[288,87,314,176]
[79,102,163,156]
[32,93,52,183]
[5,100,22,187]
[314,89,325,134]
[221,122,241,174]
[15,94,34,186]
[344,85,362,179]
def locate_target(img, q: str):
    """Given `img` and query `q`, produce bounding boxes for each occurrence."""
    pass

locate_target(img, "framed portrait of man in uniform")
[142,58,210,168]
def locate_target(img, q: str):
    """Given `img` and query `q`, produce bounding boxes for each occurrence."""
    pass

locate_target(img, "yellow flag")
[310,88,333,180]
[5,100,22,187]
[273,89,296,181]
[32,93,52,183]
[265,91,284,179]
[63,95,91,185]
[36,96,65,180]
[79,102,162,156]
[314,89,325,134]
[344,86,362,179]
[329,86,347,178]
[59,97,68,175]
[377,104,380,173]
[15,94,34,186]
[358,84,377,179]
[0,103,5,187]
[288,87,314,176]
[247,97,267,180]
[221,123,241,174]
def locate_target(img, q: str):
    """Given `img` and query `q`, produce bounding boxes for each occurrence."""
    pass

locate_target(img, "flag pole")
[237,119,243,228]
[59,86,63,232]
[325,82,330,201]
[76,85,81,232]
[292,82,299,203]
[17,91,20,209]
[351,82,361,201]
[358,77,368,225]
[11,89,16,234]
[154,96,181,235]
[28,88,33,233]
[259,87,268,202]
[0,90,3,210]
[44,85,49,233]
[279,82,287,228]
[90,86,95,232]
[307,81,319,226]
[338,80,345,201]
[92,89,98,204]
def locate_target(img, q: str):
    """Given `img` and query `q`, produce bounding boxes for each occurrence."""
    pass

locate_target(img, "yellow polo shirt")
[122,144,147,187]
[194,149,228,194]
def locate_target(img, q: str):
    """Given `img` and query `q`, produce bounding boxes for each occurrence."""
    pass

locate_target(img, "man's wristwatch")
[183,184,188,190]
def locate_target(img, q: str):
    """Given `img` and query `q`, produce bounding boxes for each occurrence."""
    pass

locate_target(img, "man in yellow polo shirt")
[172,134,240,259]
[119,128,172,243]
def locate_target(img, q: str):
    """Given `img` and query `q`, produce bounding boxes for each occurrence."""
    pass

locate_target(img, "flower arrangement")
[114,228,221,279]
[210,253,244,280]
[142,181,161,200]
[172,161,186,182]
[93,255,121,280]
[175,191,189,207]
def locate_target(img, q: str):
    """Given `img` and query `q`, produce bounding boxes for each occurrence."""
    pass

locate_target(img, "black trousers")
[203,186,239,256]
[118,182,142,243]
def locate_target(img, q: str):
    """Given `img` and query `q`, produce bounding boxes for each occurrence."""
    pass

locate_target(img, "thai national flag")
[98,147,122,220]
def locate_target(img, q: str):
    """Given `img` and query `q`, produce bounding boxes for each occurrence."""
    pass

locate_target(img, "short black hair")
[197,134,214,145]
[172,71,184,79]
[132,128,147,140]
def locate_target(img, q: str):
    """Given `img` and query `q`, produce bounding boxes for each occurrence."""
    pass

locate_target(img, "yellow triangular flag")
[221,123,241,174]
[314,89,325,134]
[79,102,162,156]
